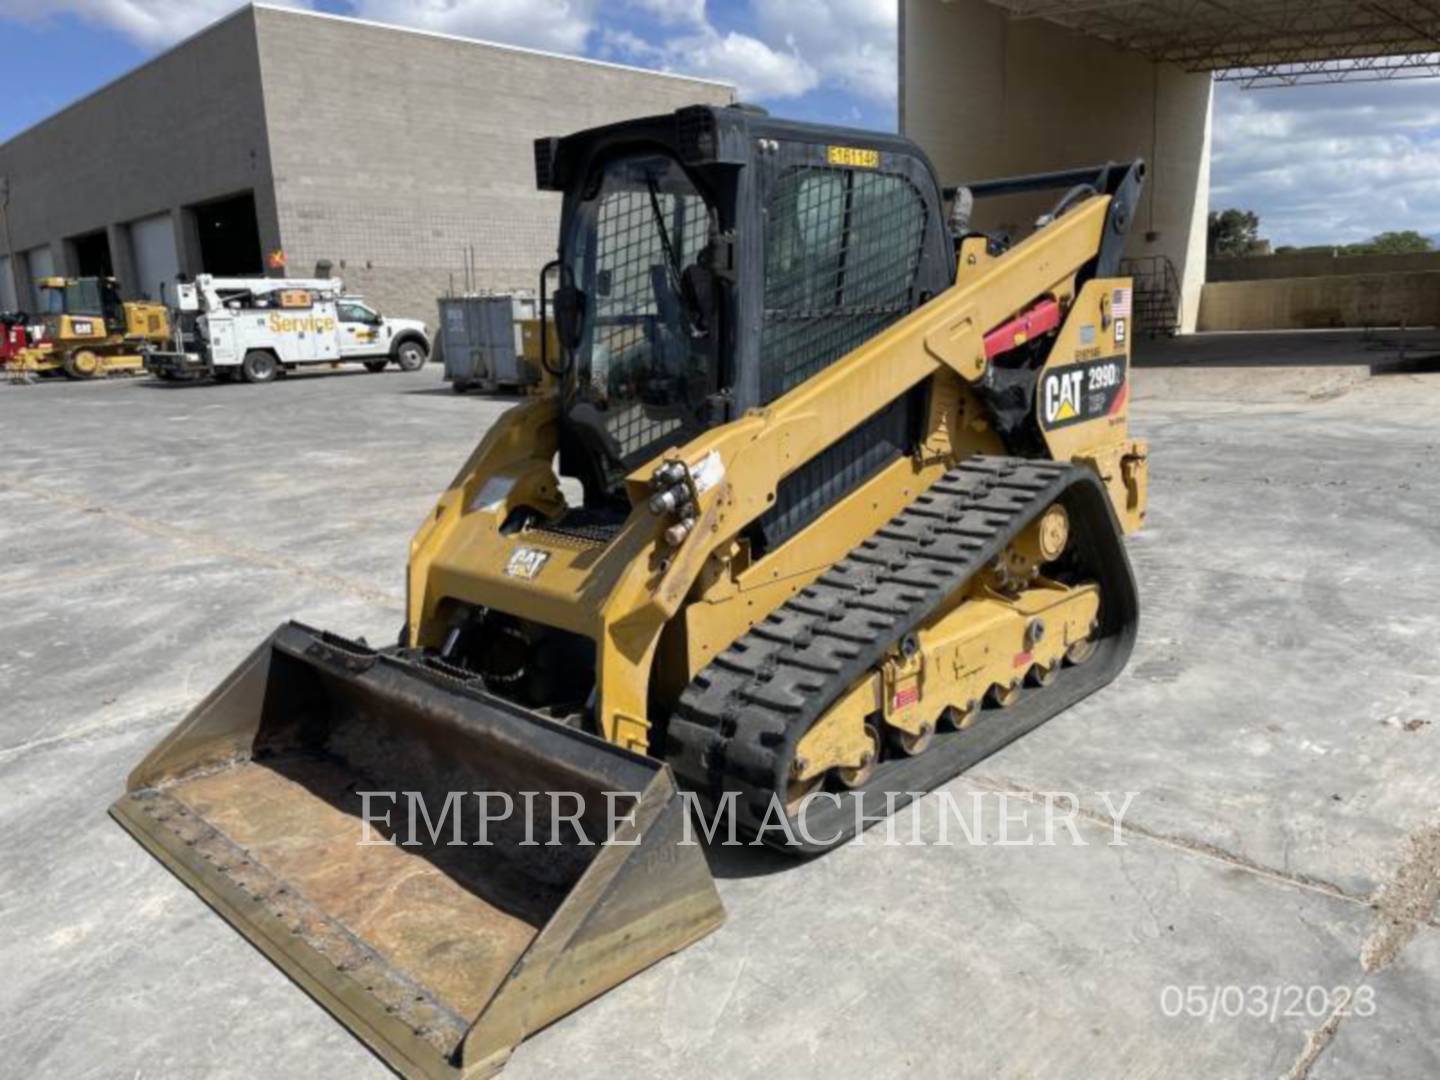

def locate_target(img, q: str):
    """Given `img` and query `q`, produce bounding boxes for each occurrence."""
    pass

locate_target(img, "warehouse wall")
[0,7,280,305]
[254,7,733,330]
[900,0,1212,332]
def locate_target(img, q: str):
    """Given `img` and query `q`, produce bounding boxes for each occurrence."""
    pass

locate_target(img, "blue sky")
[1,1,1437,247]
[0,0,897,141]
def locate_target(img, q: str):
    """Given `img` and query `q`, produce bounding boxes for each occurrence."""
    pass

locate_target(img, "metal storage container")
[438,294,539,393]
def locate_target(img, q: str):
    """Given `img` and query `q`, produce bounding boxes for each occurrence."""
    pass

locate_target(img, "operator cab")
[40,276,127,333]
[536,105,956,542]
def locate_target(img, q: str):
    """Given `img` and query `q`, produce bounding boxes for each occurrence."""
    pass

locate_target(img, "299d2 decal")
[1040,355,1128,430]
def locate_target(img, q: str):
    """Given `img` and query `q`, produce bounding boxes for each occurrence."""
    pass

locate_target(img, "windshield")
[565,152,718,470]
[42,280,109,317]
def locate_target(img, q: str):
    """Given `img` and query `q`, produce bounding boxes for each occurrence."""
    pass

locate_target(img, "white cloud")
[351,0,597,54]
[0,0,596,53]
[0,0,895,107]
[601,0,891,103]
[1212,81,1440,247]
[596,27,665,63]
[598,15,817,99]
[0,0,308,49]
[753,0,897,103]
[663,26,818,98]
[625,0,705,26]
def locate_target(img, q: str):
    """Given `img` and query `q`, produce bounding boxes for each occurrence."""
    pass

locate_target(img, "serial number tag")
[504,547,550,580]
[827,145,879,168]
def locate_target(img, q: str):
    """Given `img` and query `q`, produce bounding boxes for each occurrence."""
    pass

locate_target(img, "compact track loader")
[113,105,1148,1078]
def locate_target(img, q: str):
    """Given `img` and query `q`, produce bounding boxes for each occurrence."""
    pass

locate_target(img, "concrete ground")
[2,340,1438,1079]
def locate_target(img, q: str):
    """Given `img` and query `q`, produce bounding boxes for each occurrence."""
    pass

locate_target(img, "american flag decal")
[1112,286,1133,319]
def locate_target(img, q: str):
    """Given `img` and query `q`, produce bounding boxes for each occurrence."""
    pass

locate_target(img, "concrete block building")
[0,4,732,324]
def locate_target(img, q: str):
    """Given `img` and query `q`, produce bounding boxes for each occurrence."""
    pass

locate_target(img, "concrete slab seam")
[0,478,403,610]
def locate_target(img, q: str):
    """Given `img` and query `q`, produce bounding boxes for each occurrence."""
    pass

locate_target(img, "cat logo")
[504,546,550,580]
[1040,356,1127,430]
[1044,369,1084,424]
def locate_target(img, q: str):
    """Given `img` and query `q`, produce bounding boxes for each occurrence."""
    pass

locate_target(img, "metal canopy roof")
[980,1,1440,86]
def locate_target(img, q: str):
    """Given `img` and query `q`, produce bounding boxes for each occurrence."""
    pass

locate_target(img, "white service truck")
[145,275,430,383]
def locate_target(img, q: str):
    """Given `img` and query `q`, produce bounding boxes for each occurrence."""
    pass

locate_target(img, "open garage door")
[190,191,262,275]
[130,213,179,302]
[70,230,114,279]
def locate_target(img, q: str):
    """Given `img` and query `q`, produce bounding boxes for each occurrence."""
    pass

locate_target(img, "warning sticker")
[891,686,920,711]
[1039,355,1127,430]
[689,450,726,496]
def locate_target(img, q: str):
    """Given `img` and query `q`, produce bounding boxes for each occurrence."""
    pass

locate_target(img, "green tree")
[1344,230,1434,256]
[1208,209,1262,258]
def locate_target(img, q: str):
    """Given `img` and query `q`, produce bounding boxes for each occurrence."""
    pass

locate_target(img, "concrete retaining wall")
[1210,251,1440,283]
[1198,272,1440,331]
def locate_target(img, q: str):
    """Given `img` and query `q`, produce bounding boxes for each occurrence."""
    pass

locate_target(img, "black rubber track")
[664,455,1139,855]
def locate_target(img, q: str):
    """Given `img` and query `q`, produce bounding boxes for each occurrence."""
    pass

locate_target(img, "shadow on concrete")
[1369,354,1440,377]
[134,368,408,390]
[1133,329,1440,371]
[704,837,809,880]
[405,387,526,400]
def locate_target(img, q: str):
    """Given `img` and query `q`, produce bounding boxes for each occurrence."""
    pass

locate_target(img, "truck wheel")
[241,350,279,384]
[363,359,389,373]
[63,349,102,379]
[395,341,427,372]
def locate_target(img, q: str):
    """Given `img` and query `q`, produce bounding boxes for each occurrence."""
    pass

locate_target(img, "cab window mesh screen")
[761,166,927,401]
[585,163,710,462]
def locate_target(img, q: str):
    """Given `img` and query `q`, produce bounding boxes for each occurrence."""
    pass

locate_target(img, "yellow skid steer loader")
[113,105,1148,1078]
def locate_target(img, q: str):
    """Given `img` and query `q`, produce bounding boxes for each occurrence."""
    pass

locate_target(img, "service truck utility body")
[146,275,429,383]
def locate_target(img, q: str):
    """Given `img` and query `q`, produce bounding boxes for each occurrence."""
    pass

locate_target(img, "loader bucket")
[110,622,724,1079]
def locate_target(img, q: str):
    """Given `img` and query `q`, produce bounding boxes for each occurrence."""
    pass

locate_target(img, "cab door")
[337,301,383,358]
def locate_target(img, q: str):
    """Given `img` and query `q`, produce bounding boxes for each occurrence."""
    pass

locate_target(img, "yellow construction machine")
[23,275,169,377]
[112,106,1148,1077]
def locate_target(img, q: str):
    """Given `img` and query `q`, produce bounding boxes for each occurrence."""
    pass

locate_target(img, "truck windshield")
[564,152,718,470]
